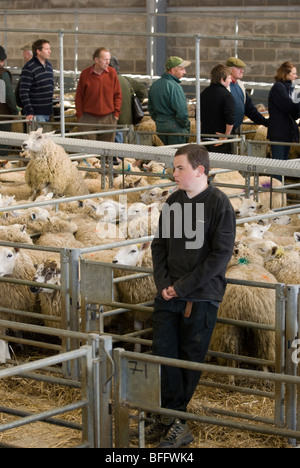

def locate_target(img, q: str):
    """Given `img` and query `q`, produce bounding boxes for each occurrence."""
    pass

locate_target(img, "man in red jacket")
[75,47,122,142]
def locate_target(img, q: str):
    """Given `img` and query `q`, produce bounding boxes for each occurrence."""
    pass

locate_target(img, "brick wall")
[0,1,300,82]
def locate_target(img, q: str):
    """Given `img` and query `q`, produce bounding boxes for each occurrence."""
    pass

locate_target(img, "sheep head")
[0,247,20,277]
[22,128,56,153]
[30,259,61,294]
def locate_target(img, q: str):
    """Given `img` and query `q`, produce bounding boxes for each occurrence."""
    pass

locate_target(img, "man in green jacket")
[148,56,191,145]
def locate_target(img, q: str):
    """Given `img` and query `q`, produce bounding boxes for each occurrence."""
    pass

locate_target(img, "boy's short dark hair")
[175,144,210,175]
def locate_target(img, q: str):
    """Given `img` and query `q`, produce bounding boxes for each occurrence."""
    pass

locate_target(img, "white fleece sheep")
[112,242,156,350]
[264,247,300,284]
[30,259,63,329]
[210,249,278,383]
[0,246,41,362]
[22,128,89,200]
[34,213,85,249]
[119,204,160,239]
[0,207,51,235]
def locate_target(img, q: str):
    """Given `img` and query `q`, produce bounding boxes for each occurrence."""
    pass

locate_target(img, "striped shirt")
[19,55,54,116]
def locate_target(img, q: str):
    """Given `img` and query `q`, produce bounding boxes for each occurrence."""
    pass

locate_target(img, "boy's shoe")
[131,414,173,443]
[157,419,194,448]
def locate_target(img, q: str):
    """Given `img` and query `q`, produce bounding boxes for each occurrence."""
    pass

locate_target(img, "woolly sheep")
[0,223,53,265]
[74,220,126,247]
[210,255,278,383]
[260,211,291,226]
[30,259,63,329]
[112,242,156,350]
[235,197,260,218]
[0,246,41,362]
[0,207,51,234]
[22,128,89,200]
[35,214,85,249]
[94,199,126,222]
[0,223,32,244]
[242,222,271,240]
[247,239,278,260]
[140,186,174,206]
[0,193,15,208]
[0,182,32,201]
[264,247,300,284]
[119,204,160,239]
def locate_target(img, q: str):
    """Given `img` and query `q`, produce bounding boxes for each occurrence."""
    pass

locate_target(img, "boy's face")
[173,154,204,193]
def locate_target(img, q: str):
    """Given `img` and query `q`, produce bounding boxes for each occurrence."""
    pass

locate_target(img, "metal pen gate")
[78,255,300,447]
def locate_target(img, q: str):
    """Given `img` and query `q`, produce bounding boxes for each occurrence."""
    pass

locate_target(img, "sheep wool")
[210,262,278,376]
[23,129,90,199]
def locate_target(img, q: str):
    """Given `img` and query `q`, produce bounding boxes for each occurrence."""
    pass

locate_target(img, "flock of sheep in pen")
[0,127,299,379]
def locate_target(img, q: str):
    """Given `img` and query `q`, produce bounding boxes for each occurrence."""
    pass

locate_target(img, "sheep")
[112,242,156,350]
[264,247,300,284]
[0,223,32,244]
[142,160,173,185]
[210,249,278,384]
[30,259,63,329]
[22,128,89,200]
[0,193,15,208]
[94,198,126,223]
[234,197,265,218]
[246,239,278,260]
[242,222,271,240]
[119,204,160,239]
[0,223,54,265]
[74,220,126,247]
[0,207,51,234]
[0,246,41,362]
[140,186,175,206]
[258,211,291,226]
[0,182,32,201]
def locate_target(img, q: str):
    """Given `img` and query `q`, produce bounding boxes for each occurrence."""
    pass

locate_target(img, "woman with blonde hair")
[268,61,300,175]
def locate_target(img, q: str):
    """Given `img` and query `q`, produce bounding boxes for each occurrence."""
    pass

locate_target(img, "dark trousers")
[152,298,218,413]
[271,144,290,181]
[156,121,189,146]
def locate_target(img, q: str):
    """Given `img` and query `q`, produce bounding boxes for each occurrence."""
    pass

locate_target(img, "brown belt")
[184,301,193,318]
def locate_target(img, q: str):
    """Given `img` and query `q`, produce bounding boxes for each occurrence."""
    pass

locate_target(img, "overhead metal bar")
[2,131,300,178]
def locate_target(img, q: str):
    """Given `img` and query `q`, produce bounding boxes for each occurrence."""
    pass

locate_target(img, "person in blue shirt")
[226,57,268,134]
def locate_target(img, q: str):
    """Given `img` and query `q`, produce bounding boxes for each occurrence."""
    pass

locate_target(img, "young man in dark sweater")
[150,144,236,448]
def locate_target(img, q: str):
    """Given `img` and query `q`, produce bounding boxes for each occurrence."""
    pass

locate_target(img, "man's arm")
[245,93,268,127]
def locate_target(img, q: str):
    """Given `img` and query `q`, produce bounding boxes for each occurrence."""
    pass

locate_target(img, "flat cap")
[166,56,191,70]
[20,43,32,51]
[226,57,246,68]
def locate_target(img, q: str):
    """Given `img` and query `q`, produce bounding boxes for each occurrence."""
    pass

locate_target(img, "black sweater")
[200,82,235,135]
[151,184,236,303]
[268,80,300,143]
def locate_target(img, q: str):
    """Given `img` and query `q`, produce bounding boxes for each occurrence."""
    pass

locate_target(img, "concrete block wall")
[0,1,299,83]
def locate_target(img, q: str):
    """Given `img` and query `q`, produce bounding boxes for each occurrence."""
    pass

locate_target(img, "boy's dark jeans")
[152,298,218,413]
